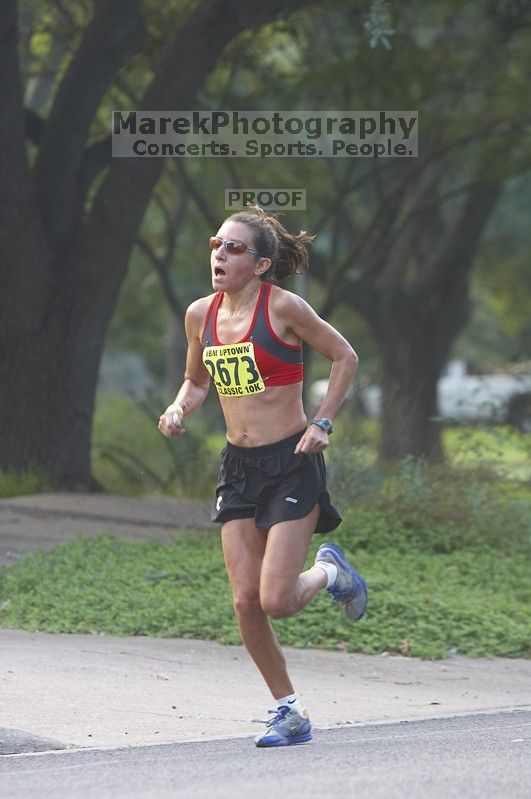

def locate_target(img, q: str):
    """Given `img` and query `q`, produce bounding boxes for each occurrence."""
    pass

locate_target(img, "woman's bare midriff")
[220,382,307,447]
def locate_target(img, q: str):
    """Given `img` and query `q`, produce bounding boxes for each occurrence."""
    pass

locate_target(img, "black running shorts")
[211,430,342,534]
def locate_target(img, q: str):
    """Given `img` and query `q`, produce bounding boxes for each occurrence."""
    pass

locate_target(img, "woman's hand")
[158,406,185,438]
[294,425,329,455]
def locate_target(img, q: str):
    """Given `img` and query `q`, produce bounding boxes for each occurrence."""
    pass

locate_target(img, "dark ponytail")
[227,206,315,282]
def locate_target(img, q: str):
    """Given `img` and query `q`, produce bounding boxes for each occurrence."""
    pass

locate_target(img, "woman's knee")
[259,587,295,619]
[233,590,263,621]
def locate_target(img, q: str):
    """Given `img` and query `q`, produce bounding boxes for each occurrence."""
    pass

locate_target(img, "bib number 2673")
[202,342,265,397]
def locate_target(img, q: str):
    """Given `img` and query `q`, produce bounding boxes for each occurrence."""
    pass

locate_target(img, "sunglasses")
[208,236,259,256]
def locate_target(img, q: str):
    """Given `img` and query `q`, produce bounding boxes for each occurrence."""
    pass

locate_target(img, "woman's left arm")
[277,292,358,454]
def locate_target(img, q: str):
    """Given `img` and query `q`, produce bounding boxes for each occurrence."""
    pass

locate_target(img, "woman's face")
[210,221,269,292]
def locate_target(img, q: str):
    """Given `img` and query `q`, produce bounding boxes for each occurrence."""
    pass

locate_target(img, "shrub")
[92,391,218,497]
[0,468,55,498]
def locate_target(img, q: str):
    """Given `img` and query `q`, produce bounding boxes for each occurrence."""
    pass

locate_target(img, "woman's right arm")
[158,299,211,439]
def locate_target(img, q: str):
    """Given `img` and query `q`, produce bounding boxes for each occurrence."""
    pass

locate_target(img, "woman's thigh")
[221,517,267,599]
[260,504,320,597]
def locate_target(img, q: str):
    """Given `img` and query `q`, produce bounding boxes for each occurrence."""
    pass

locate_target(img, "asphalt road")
[1,711,529,799]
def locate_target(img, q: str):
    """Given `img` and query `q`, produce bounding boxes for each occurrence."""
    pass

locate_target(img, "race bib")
[202,342,265,397]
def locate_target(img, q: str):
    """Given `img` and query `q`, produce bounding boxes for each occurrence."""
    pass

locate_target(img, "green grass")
[1,495,529,659]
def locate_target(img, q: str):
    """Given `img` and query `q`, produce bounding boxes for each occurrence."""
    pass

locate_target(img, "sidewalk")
[2,630,530,752]
[1,494,530,753]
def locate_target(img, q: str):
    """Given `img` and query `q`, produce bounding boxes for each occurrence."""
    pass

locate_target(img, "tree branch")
[420,178,502,299]
[136,238,186,323]
[0,0,52,320]
[80,135,111,189]
[135,183,190,322]
[79,74,142,190]
[175,161,219,229]
[34,0,145,247]
[0,1,35,224]
[24,108,45,144]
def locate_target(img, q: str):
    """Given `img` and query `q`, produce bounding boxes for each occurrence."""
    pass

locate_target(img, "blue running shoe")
[315,542,368,621]
[255,706,312,748]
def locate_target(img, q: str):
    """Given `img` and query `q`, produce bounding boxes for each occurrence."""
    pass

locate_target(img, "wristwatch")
[310,417,333,435]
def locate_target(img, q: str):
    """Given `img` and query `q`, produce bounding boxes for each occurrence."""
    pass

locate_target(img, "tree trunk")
[0,248,124,488]
[369,279,471,463]
[377,333,446,463]
[0,331,99,490]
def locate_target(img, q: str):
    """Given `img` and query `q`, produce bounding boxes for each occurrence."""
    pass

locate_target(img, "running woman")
[158,207,367,747]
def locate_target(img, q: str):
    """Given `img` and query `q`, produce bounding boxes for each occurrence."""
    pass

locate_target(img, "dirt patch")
[0,493,214,565]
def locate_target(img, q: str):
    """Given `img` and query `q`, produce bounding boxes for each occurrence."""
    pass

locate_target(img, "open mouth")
[214,267,226,277]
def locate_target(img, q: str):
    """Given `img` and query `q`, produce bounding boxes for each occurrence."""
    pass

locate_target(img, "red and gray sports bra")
[200,282,303,397]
